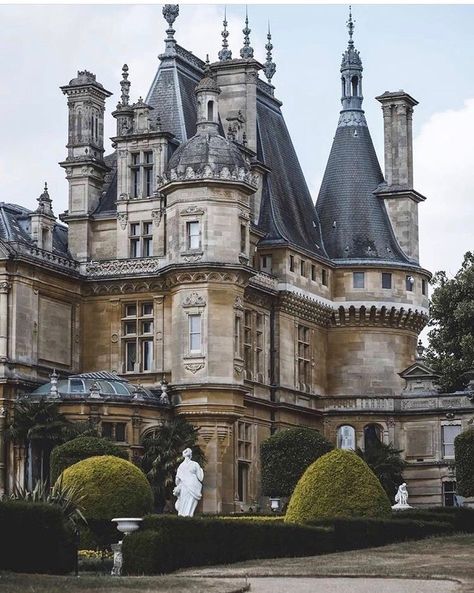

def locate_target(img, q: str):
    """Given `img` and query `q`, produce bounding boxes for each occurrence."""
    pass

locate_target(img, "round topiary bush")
[260,427,333,497]
[285,449,391,523]
[455,427,474,497]
[59,455,153,521]
[50,436,128,483]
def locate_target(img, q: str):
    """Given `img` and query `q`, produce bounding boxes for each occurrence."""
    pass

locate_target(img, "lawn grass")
[0,572,248,593]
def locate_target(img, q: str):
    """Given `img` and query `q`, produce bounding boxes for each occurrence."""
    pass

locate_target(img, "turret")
[29,183,56,251]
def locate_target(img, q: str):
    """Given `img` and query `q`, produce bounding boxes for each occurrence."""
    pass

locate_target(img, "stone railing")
[324,393,473,414]
[10,242,80,271]
[249,272,278,291]
[400,394,474,411]
[323,397,395,413]
[82,257,164,278]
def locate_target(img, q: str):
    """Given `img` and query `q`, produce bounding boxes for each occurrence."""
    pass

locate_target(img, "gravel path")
[246,577,460,593]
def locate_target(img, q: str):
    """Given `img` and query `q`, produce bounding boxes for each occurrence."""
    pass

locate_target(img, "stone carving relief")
[159,166,258,190]
[182,254,203,263]
[180,205,205,216]
[151,209,163,227]
[184,362,205,374]
[233,296,244,310]
[117,212,128,230]
[182,292,206,308]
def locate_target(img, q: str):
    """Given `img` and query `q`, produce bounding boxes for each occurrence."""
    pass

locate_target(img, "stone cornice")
[331,304,428,332]
[279,290,332,327]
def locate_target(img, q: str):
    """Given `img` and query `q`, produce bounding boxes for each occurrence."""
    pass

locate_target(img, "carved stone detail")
[331,305,428,332]
[84,257,163,278]
[0,282,11,294]
[233,296,244,310]
[180,205,205,216]
[159,167,258,190]
[117,212,128,230]
[183,292,206,308]
[151,209,163,226]
[184,362,205,374]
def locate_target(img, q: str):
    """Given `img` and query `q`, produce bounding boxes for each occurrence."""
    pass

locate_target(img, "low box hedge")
[389,507,474,533]
[122,515,334,575]
[308,516,455,550]
[0,501,75,574]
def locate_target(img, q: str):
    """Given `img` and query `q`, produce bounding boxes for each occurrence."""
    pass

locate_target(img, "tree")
[5,398,72,488]
[426,251,474,392]
[139,417,205,512]
[260,427,333,498]
[455,427,474,497]
[357,440,406,502]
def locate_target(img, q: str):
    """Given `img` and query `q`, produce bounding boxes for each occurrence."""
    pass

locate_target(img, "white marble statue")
[392,482,412,510]
[173,447,204,517]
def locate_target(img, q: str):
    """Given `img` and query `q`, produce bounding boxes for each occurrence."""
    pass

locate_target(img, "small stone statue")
[173,448,204,517]
[392,482,412,510]
[110,543,122,576]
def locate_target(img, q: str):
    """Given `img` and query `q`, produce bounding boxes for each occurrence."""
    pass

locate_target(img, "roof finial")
[120,64,130,106]
[163,4,179,55]
[240,6,254,59]
[218,7,232,61]
[263,21,276,85]
[347,5,355,48]
[36,181,53,215]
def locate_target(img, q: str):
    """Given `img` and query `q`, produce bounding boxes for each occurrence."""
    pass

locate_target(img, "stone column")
[0,281,10,362]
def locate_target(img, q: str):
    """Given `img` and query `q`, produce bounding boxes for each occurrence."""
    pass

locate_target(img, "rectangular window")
[144,167,153,197]
[406,275,414,291]
[422,279,428,296]
[297,324,311,387]
[442,425,461,458]
[234,316,242,357]
[300,259,306,277]
[240,224,246,254]
[237,461,249,503]
[255,313,263,375]
[131,153,140,166]
[101,422,113,439]
[129,222,152,258]
[443,481,457,507]
[382,272,392,289]
[186,221,200,250]
[353,271,365,289]
[289,255,295,272]
[122,301,154,372]
[260,255,272,274]
[189,314,202,352]
[102,422,126,442]
[243,311,252,376]
[322,268,328,286]
[311,264,316,281]
[237,421,252,460]
[131,168,140,199]
[115,423,126,442]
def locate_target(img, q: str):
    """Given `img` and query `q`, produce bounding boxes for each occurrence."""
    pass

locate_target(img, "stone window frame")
[242,308,269,384]
[128,220,153,258]
[101,421,128,443]
[180,207,205,258]
[235,421,253,504]
[129,150,154,199]
[440,422,462,459]
[182,293,207,362]
[296,322,312,392]
[353,271,365,289]
[121,300,155,373]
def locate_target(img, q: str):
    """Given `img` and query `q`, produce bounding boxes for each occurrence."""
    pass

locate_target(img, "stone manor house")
[0,5,472,512]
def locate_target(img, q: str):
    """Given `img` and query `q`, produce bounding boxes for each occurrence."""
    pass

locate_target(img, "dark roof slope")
[315,123,410,263]
[93,153,117,215]
[256,90,328,259]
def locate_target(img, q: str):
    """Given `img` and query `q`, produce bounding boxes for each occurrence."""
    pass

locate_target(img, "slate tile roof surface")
[93,152,117,215]
[316,123,410,263]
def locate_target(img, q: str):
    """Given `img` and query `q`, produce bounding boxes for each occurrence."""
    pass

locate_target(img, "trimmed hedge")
[0,501,75,574]
[260,427,333,497]
[390,507,474,533]
[50,436,128,483]
[308,517,455,550]
[455,428,474,497]
[60,455,153,522]
[122,515,334,575]
[286,449,391,523]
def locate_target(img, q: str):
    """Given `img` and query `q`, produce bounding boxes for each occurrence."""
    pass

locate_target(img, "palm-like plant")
[5,398,72,487]
[357,440,406,502]
[140,417,205,512]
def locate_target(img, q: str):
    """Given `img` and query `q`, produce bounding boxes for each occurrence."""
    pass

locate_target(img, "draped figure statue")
[173,448,204,517]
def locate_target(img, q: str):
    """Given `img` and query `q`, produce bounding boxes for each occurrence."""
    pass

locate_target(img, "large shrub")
[455,427,474,497]
[60,455,152,519]
[285,449,391,523]
[260,427,333,497]
[0,501,75,574]
[50,436,128,483]
[122,515,333,575]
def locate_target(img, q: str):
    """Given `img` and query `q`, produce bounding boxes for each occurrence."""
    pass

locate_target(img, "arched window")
[364,424,382,449]
[351,75,359,97]
[207,100,214,121]
[341,77,346,97]
[337,425,355,450]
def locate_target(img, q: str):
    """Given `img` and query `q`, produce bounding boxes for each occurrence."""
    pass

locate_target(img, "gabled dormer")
[399,343,440,395]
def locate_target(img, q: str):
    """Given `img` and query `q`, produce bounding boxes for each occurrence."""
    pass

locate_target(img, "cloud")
[415,98,474,277]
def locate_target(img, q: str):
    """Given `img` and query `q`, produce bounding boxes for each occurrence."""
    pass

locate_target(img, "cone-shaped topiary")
[58,455,153,521]
[285,449,391,523]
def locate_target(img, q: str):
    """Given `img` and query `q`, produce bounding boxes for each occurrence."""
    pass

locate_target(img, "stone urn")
[111,517,143,539]
[269,497,281,512]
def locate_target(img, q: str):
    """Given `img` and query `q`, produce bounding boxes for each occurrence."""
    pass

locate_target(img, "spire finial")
[347,5,355,47]
[36,181,53,215]
[240,6,254,59]
[120,64,130,106]
[263,21,276,85]
[218,7,232,61]
[163,4,179,55]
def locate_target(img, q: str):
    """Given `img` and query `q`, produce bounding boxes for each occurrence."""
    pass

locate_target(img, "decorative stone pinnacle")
[416,339,425,360]
[347,5,355,48]
[218,7,232,61]
[36,182,53,215]
[120,64,130,107]
[263,22,276,84]
[240,7,254,59]
[163,4,179,55]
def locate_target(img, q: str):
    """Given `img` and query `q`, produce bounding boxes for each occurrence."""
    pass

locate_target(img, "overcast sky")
[0,3,473,279]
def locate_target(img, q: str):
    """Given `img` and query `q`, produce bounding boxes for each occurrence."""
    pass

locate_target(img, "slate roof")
[315,120,410,264]
[0,202,70,257]
[93,153,117,215]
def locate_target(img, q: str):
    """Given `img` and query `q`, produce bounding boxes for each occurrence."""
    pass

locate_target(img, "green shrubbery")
[0,501,75,574]
[50,436,128,483]
[455,428,474,497]
[285,449,391,523]
[390,506,474,533]
[122,515,333,574]
[260,427,333,497]
[59,455,153,548]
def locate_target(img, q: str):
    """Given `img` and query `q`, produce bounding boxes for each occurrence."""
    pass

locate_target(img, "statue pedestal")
[111,542,122,576]
[391,502,413,511]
